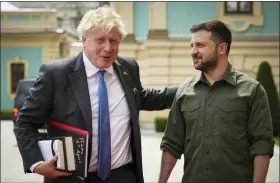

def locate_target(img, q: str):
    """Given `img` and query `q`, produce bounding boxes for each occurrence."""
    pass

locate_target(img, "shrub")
[0,109,12,120]
[154,117,168,132]
[256,61,280,136]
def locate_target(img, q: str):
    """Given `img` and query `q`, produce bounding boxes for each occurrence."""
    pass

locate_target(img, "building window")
[59,41,70,58]
[31,15,41,21]
[11,63,25,93]
[225,2,253,14]
[7,15,29,21]
[59,41,66,58]
[7,56,28,97]
[57,17,63,28]
[216,2,263,32]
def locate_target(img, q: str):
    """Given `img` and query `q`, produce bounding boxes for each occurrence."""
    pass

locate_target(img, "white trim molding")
[215,2,263,32]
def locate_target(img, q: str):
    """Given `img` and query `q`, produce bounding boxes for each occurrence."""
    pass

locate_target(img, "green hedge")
[256,61,280,136]
[0,109,12,120]
[274,137,279,146]
[154,117,168,132]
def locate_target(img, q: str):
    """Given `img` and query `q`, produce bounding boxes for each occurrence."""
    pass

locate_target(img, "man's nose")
[104,41,112,52]
[190,47,198,56]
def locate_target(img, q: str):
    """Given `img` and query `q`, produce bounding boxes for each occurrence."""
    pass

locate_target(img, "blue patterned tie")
[97,70,111,181]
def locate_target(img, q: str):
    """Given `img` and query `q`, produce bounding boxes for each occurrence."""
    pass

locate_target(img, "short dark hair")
[190,20,232,55]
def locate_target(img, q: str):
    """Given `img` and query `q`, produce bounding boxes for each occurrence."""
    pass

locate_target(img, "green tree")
[256,61,280,136]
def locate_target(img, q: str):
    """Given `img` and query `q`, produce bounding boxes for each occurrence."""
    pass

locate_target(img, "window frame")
[215,2,263,32]
[224,2,253,15]
[7,56,28,98]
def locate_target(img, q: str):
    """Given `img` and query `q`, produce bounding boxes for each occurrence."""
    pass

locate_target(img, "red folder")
[49,120,88,136]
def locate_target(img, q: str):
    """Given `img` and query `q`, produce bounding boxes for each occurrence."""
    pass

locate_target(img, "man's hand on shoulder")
[33,156,72,178]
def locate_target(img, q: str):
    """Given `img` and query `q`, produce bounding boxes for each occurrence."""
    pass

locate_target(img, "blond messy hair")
[77,6,127,40]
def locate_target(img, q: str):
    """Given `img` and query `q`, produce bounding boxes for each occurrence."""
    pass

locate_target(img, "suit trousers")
[85,163,136,183]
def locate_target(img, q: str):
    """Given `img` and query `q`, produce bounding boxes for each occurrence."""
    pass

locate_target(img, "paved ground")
[1,121,279,183]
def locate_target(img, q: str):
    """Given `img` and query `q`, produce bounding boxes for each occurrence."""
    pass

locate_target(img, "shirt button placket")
[204,88,213,180]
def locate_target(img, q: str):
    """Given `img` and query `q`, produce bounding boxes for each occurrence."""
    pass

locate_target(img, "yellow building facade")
[71,2,279,123]
[2,2,279,124]
[1,8,77,108]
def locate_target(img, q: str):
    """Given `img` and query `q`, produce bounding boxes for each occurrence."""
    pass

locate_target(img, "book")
[40,120,89,179]
[38,136,75,171]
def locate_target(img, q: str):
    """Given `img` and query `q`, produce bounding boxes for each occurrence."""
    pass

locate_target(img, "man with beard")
[157,20,274,183]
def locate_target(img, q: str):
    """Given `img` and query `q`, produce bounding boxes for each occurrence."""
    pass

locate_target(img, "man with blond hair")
[14,7,177,183]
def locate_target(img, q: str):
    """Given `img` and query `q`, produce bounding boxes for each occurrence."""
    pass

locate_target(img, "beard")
[192,49,218,72]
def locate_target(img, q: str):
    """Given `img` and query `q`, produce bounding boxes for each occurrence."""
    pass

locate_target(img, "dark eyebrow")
[190,41,206,46]
[194,41,206,45]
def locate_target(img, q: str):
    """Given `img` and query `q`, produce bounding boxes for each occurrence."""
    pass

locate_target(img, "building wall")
[232,2,279,35]
[166,2,279,36]
[135,39,279,122]
[167,2,216,37]
[133,2,279,39]
[6,2,277,124]
[0,33,76,109]
[134,2,149,40]
[71,1,279,123]
[127,2,280,122]
[0,47,42,109]
[1,11,57,30]
[1,9,76,109]
[131,1,279,90]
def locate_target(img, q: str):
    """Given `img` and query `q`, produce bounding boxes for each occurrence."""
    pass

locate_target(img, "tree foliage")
[256,61,280,136]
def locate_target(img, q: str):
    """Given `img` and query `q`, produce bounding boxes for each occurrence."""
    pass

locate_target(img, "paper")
[38,139,65,169]
[38,140,54,161]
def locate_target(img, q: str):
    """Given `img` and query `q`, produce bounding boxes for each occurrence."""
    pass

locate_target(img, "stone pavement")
[1,121,279,183]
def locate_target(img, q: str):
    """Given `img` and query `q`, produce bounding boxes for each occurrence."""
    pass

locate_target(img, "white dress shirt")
[30,52,132,172]
[83,52,132,172]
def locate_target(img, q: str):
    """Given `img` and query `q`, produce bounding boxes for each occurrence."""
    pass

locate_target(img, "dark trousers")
[85,164,136,183]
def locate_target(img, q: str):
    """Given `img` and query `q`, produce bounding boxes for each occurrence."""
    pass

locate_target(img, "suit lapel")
[68,52,92,131]
[113,60,138,121]
[67,55,138,131]
[114,59,143,182]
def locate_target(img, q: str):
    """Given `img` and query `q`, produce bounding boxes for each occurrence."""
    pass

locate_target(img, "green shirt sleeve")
[160,88,186,159]
[248,83,275,158]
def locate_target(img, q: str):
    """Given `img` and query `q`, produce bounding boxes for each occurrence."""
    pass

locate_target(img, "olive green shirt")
[161,64,274,183]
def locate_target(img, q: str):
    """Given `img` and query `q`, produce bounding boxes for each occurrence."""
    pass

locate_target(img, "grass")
[274,136,279,146]
[0,109,12,120]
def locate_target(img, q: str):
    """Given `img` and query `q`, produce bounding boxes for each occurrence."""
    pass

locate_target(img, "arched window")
[7,56,28,97]
[216,2,263,32]
[225,2,253,14]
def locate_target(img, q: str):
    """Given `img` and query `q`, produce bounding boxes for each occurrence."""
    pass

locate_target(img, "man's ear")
[82,36,86,44]
[219,43,228,55]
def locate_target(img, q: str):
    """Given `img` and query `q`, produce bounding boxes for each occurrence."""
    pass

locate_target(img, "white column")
[148,2,168,40]
[111,2,135,42]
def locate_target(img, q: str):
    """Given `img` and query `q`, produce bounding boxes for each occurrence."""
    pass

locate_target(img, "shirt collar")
[83,51,114,78]
[222,63,237,86]
[194,63,237,86]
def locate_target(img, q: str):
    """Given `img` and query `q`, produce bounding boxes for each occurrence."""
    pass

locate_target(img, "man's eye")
[96,38,104,42]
